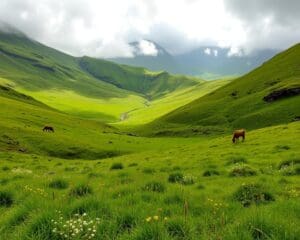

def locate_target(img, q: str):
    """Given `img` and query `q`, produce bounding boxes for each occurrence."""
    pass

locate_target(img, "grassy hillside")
[0,85,195,159]
[116,79,229,126]
[0,25,299,240]
[79,57,200,99]
[0,30,215,124]
[0,111,299,239]
[153,43,300,133]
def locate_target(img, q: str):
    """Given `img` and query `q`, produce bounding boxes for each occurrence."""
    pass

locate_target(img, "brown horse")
[43,126,54,132]
[232,129,245,143]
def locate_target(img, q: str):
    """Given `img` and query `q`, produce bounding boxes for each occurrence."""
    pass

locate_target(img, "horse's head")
[232,137,235,143]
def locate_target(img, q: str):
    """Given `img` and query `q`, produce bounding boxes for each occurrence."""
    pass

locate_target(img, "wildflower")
[164,217,168,221]
[146,217,152,222]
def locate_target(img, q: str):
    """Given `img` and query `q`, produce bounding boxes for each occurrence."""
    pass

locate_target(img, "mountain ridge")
[110,39,279,79]
[148,43,300,134]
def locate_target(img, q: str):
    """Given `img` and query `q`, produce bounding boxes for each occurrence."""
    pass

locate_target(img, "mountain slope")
[109,40,180,74]
[110,40,278,78]
[174,47,278,77]
[79,56,200,99]
[0,26,214,124]
[152,43,300,132]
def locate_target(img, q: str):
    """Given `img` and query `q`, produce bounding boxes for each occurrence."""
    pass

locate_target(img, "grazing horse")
[232,129,245,143]
[43,126,54,132]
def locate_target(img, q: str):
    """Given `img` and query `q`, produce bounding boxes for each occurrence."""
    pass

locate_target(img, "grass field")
[0,28,299,240]
[0,117,299,239]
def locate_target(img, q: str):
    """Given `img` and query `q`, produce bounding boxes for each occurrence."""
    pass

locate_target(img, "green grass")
[0,31,215,125]
[115,79,228,126]
[0,120,299,239]
[152,43,300,133]
[0,28,299,240]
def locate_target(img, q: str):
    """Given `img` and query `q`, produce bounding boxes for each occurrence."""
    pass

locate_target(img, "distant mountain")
[110,40,279,79]
[174,46,278,78]
[109,40,180,74]
[154,43,300,131]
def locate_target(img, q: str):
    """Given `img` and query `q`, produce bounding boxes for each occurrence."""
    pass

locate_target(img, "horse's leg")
[242,133,245,142]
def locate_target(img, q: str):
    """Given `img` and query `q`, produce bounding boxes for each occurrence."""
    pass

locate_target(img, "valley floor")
[0,122,299,239]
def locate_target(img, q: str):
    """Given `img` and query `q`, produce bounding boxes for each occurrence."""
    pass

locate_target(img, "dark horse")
[232,129,245,143]
[43,126,54,132]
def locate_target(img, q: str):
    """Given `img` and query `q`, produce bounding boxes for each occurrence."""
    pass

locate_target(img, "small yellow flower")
[146,217,152,222]
[164,217,168,221]
[153,215,159,221]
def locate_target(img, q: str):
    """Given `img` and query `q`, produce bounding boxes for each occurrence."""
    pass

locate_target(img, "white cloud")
[227,47,243,57]
[137,40,158,56]
[204,48,211,55]
[0,0,299,57]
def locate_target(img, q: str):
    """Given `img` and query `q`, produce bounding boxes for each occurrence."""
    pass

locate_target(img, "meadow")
[0,28,299,240]
[0,121,299,239]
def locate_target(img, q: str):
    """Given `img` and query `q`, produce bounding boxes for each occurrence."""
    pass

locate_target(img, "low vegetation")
[0,29,299,240]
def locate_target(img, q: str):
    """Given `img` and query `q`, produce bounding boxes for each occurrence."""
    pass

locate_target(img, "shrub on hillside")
[143,181,165,193]
[2,166,10,171]
[233,183,274,207]
[203,170,220,177]
[226,156,248,165]
[0,191,13,207]
[110,163,124,170]
[142,168,156,174]
[181,175,196,185]
[69,184,92,197]
[278,158,300,176]
[168,172,184,183]
[229,165,257,177]
[281,165,300,176]
[128,163,138,167]
[49,179,69,189]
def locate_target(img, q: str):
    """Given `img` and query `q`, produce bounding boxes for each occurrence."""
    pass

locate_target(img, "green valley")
[0,22,299,240]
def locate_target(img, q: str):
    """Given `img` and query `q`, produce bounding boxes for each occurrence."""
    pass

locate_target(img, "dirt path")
[119,101,151,122]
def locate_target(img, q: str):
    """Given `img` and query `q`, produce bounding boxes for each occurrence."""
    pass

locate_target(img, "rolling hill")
[0,24,223,123]
[0,22,299,240]
[151,43,300,134]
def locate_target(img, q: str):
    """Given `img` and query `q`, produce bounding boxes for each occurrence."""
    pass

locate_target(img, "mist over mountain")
[110,40,279,79]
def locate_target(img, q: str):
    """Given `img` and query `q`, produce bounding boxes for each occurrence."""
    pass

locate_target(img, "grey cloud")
[224,0,300,51]
[0,0,299,58]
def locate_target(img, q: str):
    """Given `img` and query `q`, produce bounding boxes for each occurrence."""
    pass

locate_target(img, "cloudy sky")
[0,0,299,57]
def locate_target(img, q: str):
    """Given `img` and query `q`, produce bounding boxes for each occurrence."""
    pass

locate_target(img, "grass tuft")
[168,172,184,183]
[48,179,69,189]
[229,165,257,177]
[69,184,93,197]
[110,163,124,170]
[0,191,13,207]
[203,170,220,177]
[143,181,165,193]
[233,183,275,207]
[166,219,191,239]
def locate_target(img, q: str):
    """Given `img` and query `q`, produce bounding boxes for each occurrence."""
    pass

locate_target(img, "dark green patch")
[233,184,275,207]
